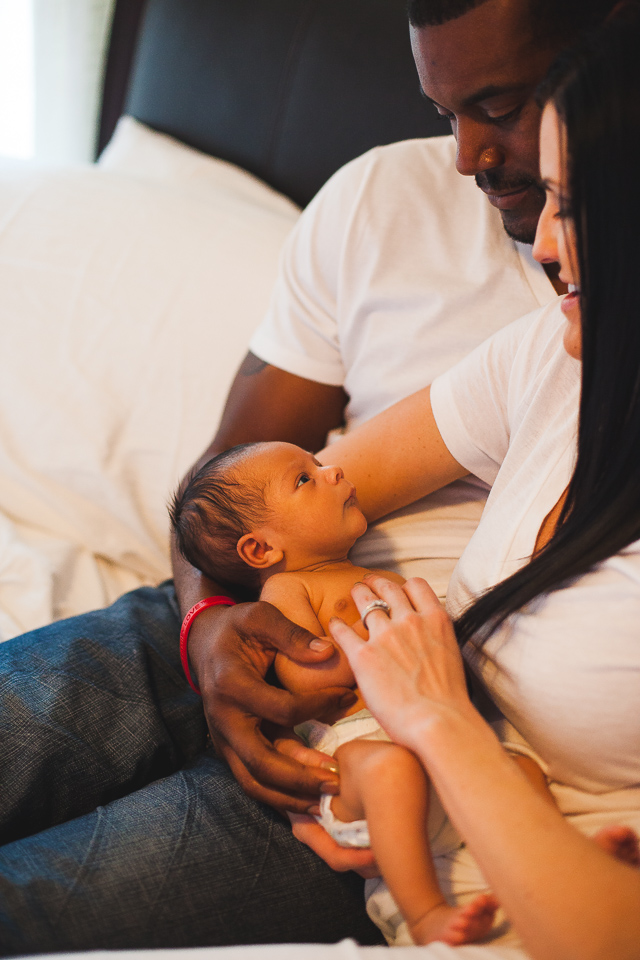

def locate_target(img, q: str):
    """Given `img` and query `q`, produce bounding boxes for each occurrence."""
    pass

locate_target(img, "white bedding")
[0,118,300,639]
[20,939,527,960]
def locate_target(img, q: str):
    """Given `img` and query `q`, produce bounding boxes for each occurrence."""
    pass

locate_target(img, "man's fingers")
[219,742,324,814]
[285,686,358,727]
[247,602,335,663]
[212,714,340,799]
[211,668,355,729]
[274,737,339,774]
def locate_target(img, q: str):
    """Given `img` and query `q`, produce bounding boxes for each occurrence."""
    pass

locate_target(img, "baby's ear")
[237,532,283,570]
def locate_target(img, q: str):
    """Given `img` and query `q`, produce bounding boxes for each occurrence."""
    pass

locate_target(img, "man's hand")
[187,599,357,812]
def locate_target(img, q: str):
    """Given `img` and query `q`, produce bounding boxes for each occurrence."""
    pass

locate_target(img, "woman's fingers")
[328,615,364,663]
[400,575,443,613]
[288,813,380,878]
[351,576,413,632]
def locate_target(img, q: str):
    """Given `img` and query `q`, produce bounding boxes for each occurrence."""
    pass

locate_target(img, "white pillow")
[99,116,299,216]
[0,121,300,635]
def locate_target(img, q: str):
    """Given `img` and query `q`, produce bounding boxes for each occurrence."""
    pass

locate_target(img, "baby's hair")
[169,443,270,592]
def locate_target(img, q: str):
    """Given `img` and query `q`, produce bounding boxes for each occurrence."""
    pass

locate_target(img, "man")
[0,0,616,953]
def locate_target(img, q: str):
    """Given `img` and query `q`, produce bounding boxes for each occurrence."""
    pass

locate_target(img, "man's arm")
[172,352,356,813]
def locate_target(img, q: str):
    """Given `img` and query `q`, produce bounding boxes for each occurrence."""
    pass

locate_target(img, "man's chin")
[500,210,537,245]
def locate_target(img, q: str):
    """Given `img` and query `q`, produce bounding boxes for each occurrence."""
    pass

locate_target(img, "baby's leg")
[510,756,640,869]
[333,739,498,946]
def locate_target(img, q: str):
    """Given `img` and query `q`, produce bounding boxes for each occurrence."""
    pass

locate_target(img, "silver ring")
[361,599,391,629]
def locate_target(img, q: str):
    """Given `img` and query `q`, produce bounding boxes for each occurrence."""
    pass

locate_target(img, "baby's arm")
[261,573,358,698]
[260,573,324,636]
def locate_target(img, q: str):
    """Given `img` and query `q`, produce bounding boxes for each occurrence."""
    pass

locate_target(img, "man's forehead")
[410,1,551,105]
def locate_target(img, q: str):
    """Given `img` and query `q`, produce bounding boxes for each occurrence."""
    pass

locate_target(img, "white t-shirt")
[250,136,557,595]
[431,300,640,837]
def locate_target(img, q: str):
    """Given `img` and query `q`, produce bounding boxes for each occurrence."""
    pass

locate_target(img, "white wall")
[0,0,116,163]
[0,0,34,158]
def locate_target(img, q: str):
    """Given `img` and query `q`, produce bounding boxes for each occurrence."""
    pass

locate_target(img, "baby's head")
[170,441,367,591]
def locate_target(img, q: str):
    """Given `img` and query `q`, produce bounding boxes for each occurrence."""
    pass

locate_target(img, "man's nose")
[455,119,504,177]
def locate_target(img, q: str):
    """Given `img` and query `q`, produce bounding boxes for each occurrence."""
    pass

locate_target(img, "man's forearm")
[170,534,243,617]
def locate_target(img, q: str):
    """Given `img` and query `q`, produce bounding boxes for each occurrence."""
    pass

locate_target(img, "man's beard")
[475,170,546,245]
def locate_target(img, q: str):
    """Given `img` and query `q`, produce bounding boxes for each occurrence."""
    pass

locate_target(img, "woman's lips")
[561,287,580,318]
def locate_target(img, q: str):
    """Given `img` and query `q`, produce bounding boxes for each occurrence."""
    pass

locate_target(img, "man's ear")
[237,532,284,570]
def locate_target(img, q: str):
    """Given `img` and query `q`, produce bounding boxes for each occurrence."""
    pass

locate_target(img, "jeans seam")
[50,806,106,930]
[140,770,192,935]
[231,811,275,924]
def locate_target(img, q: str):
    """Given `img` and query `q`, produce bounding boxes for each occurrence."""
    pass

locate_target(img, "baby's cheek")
[274,646,356,693]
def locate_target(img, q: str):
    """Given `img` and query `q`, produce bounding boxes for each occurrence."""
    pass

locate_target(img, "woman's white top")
[431,299,640,836]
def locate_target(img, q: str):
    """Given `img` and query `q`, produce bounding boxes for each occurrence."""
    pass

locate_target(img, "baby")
[170,441,639,946]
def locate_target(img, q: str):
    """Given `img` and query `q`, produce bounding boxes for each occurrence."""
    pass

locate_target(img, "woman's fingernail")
[321,781,340,795]
[310,638,332,651]
[307,804,321,817]
[320,760,339,774]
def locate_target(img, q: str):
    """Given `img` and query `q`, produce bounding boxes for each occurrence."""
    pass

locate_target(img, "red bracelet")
[180,596,237,695]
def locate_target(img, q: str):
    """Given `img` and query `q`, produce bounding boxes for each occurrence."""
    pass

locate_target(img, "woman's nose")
[532,200,559,265]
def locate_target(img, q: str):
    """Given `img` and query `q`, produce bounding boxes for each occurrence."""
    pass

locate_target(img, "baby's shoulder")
[260,570,311,603]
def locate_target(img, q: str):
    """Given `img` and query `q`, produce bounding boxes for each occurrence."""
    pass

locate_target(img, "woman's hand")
[328,574,474,753]
[288,814,379,878]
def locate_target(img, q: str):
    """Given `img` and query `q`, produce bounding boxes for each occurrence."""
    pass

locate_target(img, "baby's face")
[247,442,367,567]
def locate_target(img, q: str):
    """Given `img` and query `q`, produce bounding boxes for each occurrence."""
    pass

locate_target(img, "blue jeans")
[0,583,383,954]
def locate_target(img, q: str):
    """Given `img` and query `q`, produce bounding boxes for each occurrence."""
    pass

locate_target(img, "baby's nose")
[324,464,344,483]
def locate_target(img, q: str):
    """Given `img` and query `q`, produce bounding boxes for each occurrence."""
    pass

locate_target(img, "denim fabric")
[0,583,383,954]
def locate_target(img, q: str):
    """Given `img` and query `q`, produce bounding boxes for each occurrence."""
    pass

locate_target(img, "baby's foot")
[410,893,499,946]
[593,825,640,868]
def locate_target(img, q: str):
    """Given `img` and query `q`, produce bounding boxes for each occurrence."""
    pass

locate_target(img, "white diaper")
[295,709,466,946]
[317,793,370,848]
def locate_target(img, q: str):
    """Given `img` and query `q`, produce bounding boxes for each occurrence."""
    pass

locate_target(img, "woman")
[291,6,640,958]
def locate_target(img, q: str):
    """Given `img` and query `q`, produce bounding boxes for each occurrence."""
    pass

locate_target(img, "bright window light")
[0,0,34,159]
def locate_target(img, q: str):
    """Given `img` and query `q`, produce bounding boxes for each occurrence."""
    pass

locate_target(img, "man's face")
[411,0,560,243]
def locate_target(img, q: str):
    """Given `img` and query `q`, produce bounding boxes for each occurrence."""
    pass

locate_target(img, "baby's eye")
[296,473,311,487]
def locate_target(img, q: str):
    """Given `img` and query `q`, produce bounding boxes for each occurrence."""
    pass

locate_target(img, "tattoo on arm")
[240,352,270,377]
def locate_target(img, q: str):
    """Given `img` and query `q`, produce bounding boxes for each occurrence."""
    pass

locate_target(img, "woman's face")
[532,102,582,360]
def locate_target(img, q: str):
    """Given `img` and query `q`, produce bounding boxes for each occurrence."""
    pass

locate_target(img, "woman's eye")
[296,474,311,488]
[554,199,572,221]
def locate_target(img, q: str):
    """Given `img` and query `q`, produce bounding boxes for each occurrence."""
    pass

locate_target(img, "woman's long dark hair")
[456,2,640,647]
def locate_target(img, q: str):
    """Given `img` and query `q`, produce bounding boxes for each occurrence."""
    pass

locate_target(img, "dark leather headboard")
[98,0,444,207]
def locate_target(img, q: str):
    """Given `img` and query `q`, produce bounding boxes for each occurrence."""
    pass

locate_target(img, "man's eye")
[487,104,523,125]
[296,474,311,487]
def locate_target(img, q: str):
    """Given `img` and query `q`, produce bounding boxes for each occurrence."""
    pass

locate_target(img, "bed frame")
[98,0,444,207]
